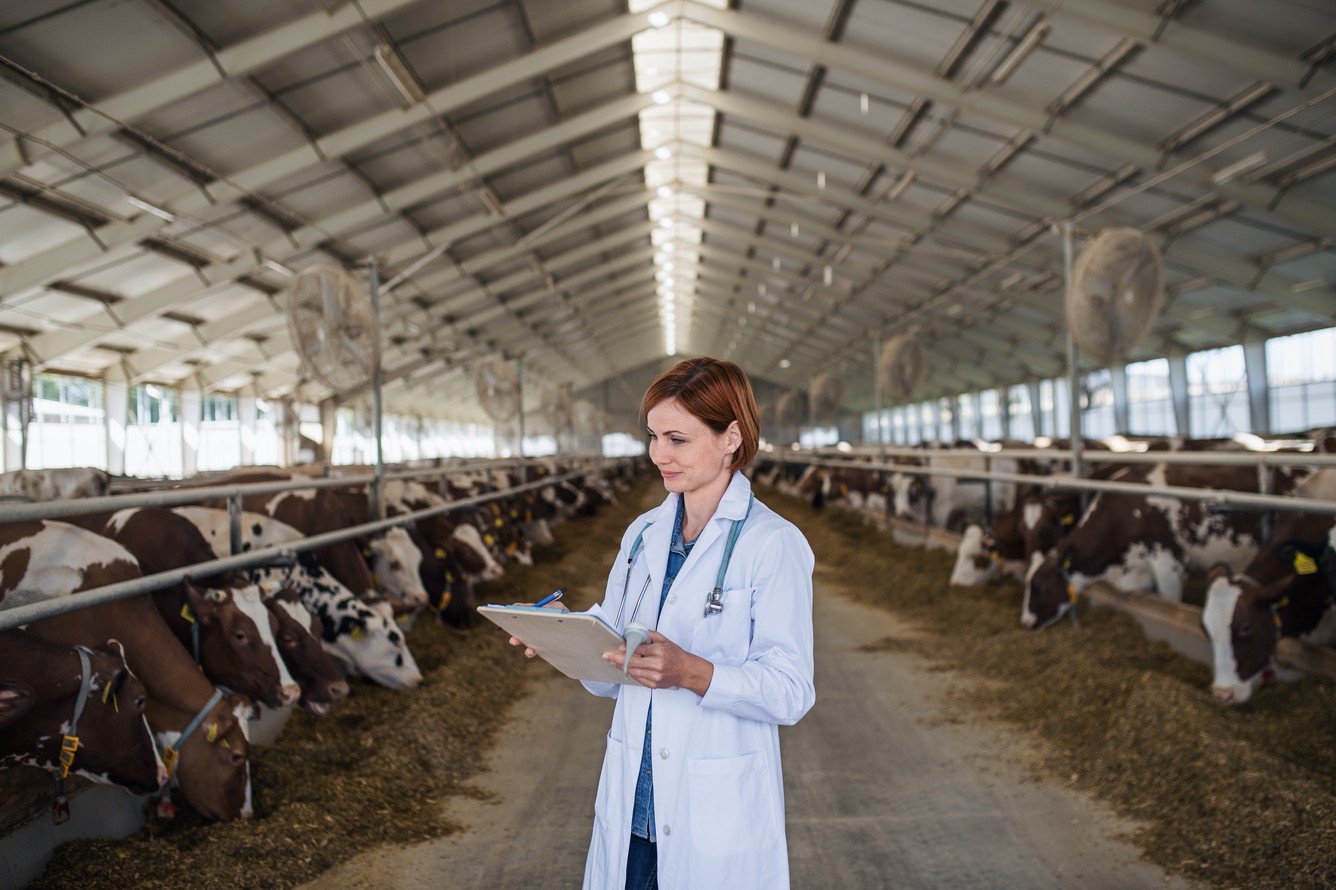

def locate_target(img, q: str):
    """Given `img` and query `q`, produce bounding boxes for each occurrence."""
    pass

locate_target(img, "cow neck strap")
[50,646,95,824]
[161,687,226,780]
[58,646,94,779]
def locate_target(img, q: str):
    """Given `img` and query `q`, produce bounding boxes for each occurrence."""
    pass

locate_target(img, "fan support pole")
[370,261,385,523]
[1061,222,1085,481]
[516,356,526,484]
[871,333,884,458]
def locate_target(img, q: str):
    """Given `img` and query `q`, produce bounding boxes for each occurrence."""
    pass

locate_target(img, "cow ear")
[183,583,220,626]
[1206,563,1232,586]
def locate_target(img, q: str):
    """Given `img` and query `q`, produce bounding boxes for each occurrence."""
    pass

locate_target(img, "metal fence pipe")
[769,455,1336,516]
[811,444,1336,469]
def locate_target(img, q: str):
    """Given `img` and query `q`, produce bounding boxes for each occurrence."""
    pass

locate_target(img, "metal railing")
[764,452,1336,517]
[0,460,625,633]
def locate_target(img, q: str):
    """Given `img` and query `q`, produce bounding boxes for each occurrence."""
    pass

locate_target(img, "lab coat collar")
[640,472,751,596]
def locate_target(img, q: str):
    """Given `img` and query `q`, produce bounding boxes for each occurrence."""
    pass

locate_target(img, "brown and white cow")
[1022,463,1311,630]
[0,630,166,794]
[1201,469,1336,705]
[0,520,252,820]
[172,507,423,691]
[0,467,112,502]
[265,588,350,714]
[66,507,299,709]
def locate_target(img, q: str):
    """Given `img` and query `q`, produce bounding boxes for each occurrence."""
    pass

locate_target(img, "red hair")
[641,357,760,470]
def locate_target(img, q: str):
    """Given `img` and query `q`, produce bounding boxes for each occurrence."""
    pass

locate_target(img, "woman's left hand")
[606,631,714,696]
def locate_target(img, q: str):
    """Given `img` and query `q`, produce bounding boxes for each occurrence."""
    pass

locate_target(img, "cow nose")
[328,679,350,701]
[280,683,301,707]
[1019,613,1037,629]
[1212,687,1235,706]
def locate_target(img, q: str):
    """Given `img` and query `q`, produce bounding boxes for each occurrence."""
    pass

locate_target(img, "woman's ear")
[725,420,741,454]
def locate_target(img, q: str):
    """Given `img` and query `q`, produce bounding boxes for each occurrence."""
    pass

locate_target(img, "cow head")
[1202,564,1290,706]
[1203,539,1336,706]
[157,690,252,821]
[265,589,348,715]
[185,582,299,709]
[451,522,504,581]
[891,473,927,520]
[949,524,1002,587]
[307,574,424,691]
[1021,551,1077,629]
[72,641,164,793]
[363,527,429,611]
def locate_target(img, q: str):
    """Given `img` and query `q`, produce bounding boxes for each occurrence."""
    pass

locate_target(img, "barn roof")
[0,0,1332,424]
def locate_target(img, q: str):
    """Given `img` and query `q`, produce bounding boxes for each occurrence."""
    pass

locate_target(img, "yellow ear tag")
[506,541,518,556]
[162,747,179,778]
[180,604,196,623]
[1066,583,1077,603]
[438,591,453,610]
[351,626,366,641]
[510,510,519,519]
[992,551,1005,567]
[525,511,533,523]
[206,723,218,744]
[434,548,447,559]
[1060,514,1075,526]
[494,517,504,529]
[219,739,230,750]
[484,533,495,547]
[1293,552,1318,575]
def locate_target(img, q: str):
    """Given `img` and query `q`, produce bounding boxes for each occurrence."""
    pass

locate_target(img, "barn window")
[1006,385,1034,441]
[1187,346,1249,437]
[1080,371,1116,439]
[28,373,108,470]
[1126,359,1174,436]
[1267,326,1336,434]
[956,394,977,441]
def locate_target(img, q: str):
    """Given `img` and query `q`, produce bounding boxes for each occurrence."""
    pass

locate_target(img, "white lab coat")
[581,471,815,890]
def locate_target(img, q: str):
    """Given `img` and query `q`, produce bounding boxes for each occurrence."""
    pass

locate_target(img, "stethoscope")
[613,493,754,629]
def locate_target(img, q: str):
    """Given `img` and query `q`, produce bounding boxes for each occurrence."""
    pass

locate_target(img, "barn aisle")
[302,562,1191,889]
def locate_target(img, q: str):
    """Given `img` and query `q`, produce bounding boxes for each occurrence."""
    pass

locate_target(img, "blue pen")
[532,587,567,609]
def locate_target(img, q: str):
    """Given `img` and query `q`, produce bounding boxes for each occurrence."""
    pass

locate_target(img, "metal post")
[516,355,527,484]
[229,492,243,556]
[370,260,385,523]
[1062,222,1085,480]
[872,333,884,457]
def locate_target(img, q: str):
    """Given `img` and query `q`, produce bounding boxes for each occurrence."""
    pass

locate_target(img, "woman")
[575,357,815,889]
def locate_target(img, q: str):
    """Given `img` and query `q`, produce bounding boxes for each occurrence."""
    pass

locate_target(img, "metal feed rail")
[816,444,1336,468]
[0,463,616,632]
[768,453,1336,516]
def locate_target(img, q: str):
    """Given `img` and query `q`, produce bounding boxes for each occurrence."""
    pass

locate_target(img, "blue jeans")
[625,834,657,890]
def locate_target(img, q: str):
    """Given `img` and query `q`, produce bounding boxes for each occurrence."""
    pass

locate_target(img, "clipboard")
[477,605,641,685]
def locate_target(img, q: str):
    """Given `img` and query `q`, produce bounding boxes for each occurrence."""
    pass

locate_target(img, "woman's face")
[646,398,737,496]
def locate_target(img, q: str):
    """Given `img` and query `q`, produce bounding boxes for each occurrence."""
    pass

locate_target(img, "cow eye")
[390,561,402,572]
[234,630,248,643]
[135,695,147,712]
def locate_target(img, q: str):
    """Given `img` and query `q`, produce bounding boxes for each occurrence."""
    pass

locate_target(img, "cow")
[212,472,428,613]
[1022,463,1312,630]
[0,519,253,820]
[265,588,350,715]
[383,479,504,582]
[65,507,299,709]
[0,468,112,502]
[171,507,424,691]
[0,630,166,795]
[1201,469,1336,705]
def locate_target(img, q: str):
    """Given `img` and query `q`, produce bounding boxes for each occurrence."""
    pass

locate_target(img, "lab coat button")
[663,824,672,836]
[659,747,669,760]
[668,594,677,604]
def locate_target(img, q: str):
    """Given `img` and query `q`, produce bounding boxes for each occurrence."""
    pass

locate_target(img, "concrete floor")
[301,572,1194,890]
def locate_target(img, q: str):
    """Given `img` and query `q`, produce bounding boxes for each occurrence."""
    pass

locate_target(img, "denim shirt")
[630,497,694,841]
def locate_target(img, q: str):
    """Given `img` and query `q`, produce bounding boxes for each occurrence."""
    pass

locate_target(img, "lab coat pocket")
[593,730,629,834]
[689,587,754,665]
[687,749,779,855]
